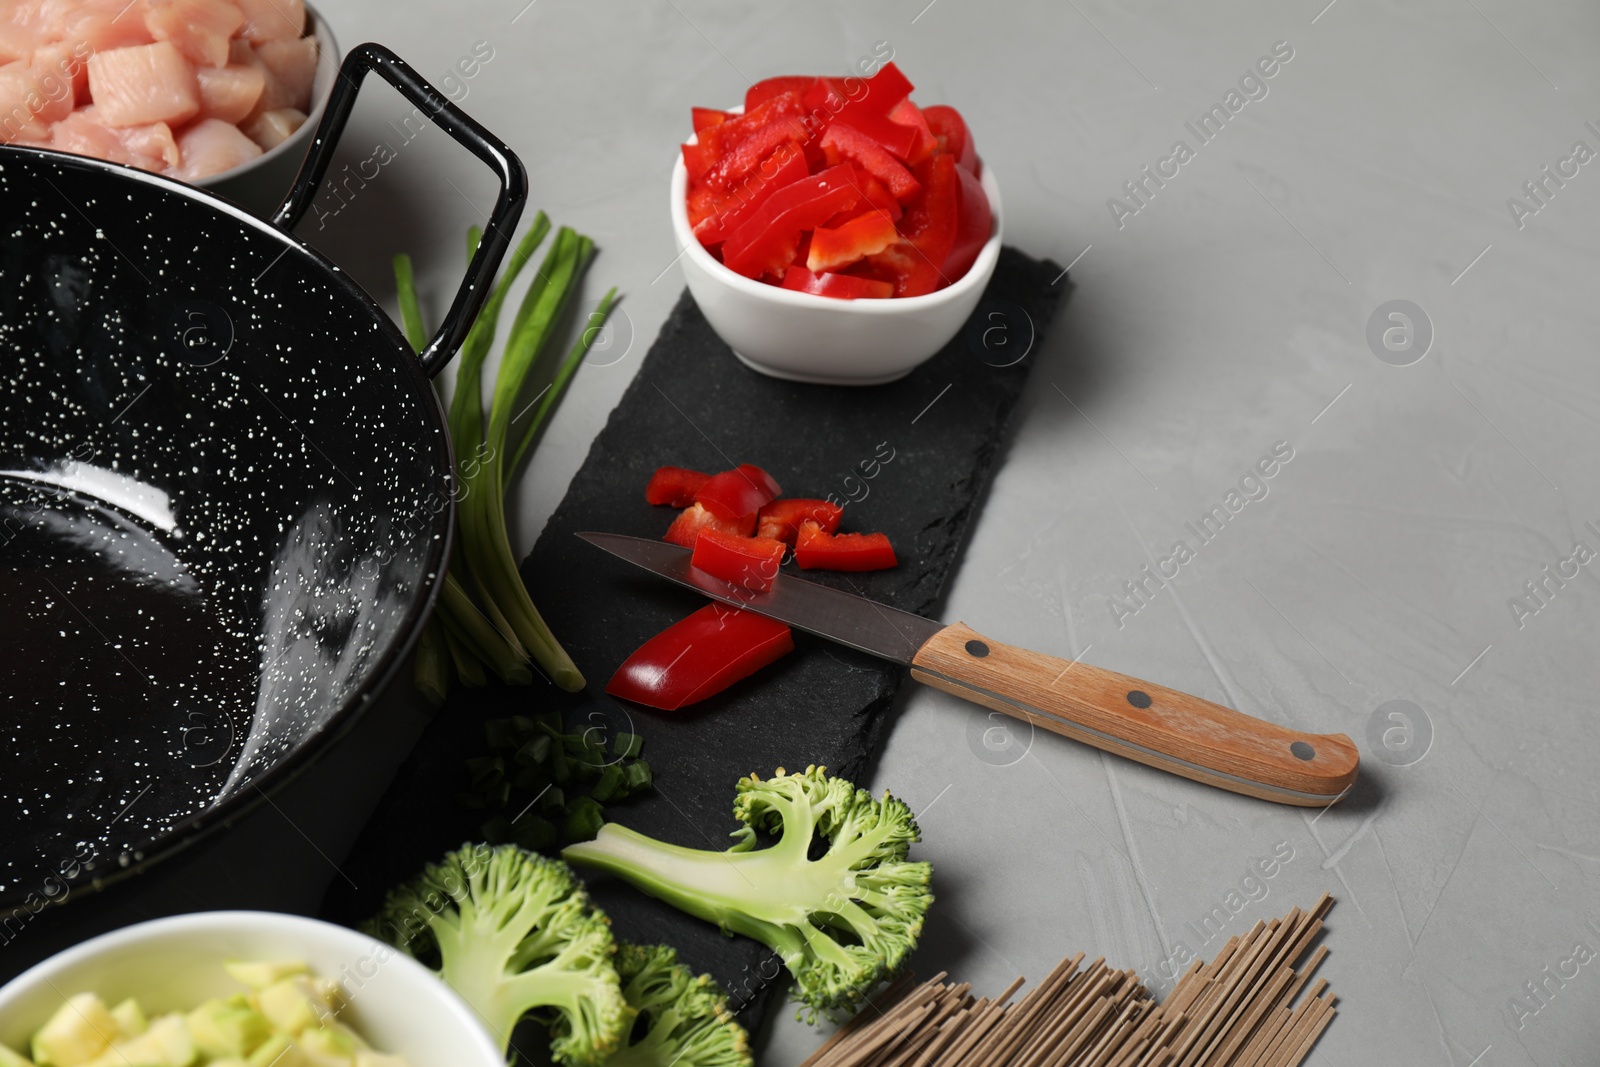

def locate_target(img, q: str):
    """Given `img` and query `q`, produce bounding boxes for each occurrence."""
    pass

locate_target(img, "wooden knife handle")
[909,623,1359,806]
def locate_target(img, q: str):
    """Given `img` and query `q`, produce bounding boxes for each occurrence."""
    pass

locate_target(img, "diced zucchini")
[246,1035,312,1067]
[253,980,325,1036]
[108,1000,146,1040]
[80,1013,194,1067]
[31,993,115,1067]
[186,999,272,1060]
[223,962,309,991]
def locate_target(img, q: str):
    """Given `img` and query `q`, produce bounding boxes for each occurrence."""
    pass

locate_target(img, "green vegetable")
[563,766,933,1020]
[31,993,116,1066]
[396,219,620,703]
[362,844,630,1065]
[9,963,394,1067]
[606,944,751,1067]
[458,713,652,850]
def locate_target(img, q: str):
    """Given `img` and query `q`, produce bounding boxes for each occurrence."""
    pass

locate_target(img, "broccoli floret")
[606,944,751,1067]
[362,843,631,1065]
[563,766,933,1019]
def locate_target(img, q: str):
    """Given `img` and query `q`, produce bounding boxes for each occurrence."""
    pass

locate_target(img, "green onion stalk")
[394,219,619,703]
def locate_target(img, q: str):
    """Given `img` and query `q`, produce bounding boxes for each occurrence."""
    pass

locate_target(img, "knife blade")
[579,532,1359,807]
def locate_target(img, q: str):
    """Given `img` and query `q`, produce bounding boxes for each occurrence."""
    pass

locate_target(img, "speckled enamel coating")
[0,145,453,909]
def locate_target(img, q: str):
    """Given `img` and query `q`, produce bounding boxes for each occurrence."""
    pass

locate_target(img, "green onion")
[393,253,428,353]
[397,214,613,701]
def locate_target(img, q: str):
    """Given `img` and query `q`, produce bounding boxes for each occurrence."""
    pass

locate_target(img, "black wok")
[0,45,525,915]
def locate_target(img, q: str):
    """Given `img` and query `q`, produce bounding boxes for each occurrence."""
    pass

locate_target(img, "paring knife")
[578,532,1360,807]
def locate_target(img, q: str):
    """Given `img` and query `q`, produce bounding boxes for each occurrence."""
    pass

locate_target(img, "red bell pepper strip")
[694,463,782,522]
[922,104,978,174]
[781,268,894,300]
[820,123,920,202]
[746,75,815,112]
[804,63,913,118]
[690,527,787,593]
[664,503,755,548]
[605,603,794,711]
[834,105,921,161]
[757,498,844,543]
[721,165,862,279]
[692,107,734,133]
[863,153,961,297]
[794,522,898,571]
[847,166,902,222]
[858,62,914,114]
[692,142,808,246]
[944,163,992,282]
[807,211,900,273]
[645,466,711,507]
[689,92,808,191]
[887,98,938,165]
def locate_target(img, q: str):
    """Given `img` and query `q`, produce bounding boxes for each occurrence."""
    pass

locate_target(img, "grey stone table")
[9,2,1600,1065]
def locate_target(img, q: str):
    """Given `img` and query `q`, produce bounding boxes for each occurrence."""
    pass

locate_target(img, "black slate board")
[322,246,1067,1026]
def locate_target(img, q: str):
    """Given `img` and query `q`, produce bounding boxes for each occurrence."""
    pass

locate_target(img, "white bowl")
[0,911,503,1067]
[671,131,1003,386]
[200,6,340,217]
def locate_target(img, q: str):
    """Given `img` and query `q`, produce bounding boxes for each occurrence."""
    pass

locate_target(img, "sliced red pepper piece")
[692,91,808,191]
[922,104,979,174]
[692,142,808,247]
[859,62,914,114]
[665,503,755,548]
[854,166,903,220]
[809,62,912,117]
[807,211,900,273]
[757,498,844,543]
[721,165,862,279]
[694,464,782,522]
[645,465,711,507]
[690,527,787,593]
[944,162,992,282]
[887,98,938,165]
[834,105,921,161]
[863,153,961,297]
[781,268,895,300]
[606,603,794,710]
[794,522,898,571]
[820,123,920,202]
[746,75,815,112]
[692,107,734,133]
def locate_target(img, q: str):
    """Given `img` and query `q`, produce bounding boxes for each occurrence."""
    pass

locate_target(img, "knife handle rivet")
[1290,741,1315,761]
[965,640,990,658]
[1127,690,1152,709]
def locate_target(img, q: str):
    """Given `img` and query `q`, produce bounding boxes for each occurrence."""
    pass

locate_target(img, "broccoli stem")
[564,825,838,961]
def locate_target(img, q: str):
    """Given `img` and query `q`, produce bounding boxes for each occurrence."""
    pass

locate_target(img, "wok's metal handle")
[271,43,528,379]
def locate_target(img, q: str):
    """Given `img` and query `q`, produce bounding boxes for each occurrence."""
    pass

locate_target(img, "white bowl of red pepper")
[671,68,1002,387]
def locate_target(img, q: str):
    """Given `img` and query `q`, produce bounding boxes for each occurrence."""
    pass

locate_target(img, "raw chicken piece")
[32,38,92,103]
[242,104,302,150]
[0,17,40,66]
[51,106,179,172]
[235,0,302,43]
[253,35,313,112]
[0,61,51,142]
[195,61,262,123]
[41,0,155,52]
[51,106,130,162]
[145,0,244,69]
[87,40,200,126]
[171,115,260,179]
[120,118,180,169]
